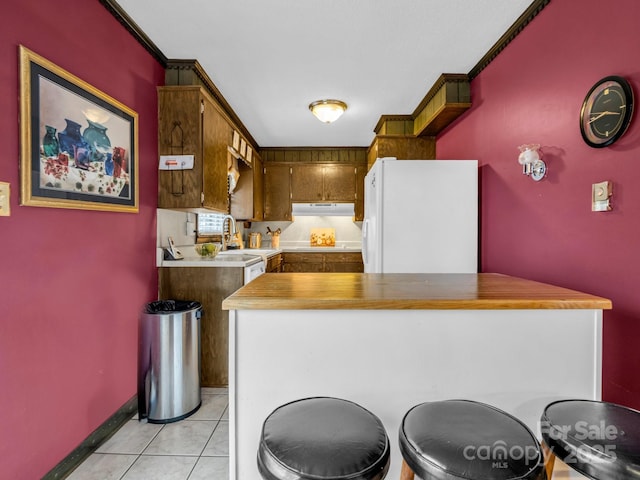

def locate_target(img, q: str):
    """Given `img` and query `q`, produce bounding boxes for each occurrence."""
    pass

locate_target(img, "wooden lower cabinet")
[158,267,244,387]
[325,252,364,272]
[283,253,324,272]
[266,253,283,273]
[282,252,363,273]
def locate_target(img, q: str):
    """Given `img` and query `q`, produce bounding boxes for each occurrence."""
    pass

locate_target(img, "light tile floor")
[65,386,588,480]
[66,388,229,480]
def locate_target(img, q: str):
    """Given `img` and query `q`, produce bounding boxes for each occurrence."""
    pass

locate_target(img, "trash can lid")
[144,300,201,314]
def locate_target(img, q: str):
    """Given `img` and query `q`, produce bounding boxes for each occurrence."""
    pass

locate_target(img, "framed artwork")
[19,45,139,212]
[232,130,240,151]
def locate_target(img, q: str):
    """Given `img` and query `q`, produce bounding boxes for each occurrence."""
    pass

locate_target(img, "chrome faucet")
[221,214,238,250]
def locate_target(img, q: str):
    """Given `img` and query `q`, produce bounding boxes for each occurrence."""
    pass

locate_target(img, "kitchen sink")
[219,249,277,256]
[214,254,261,262]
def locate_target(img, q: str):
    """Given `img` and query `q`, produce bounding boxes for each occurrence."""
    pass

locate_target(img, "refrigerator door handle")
[362,218,369,266]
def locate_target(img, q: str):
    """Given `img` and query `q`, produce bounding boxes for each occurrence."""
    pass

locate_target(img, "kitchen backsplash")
[157,209,361,249]
[156,209,198,248]
[248,216,362,248]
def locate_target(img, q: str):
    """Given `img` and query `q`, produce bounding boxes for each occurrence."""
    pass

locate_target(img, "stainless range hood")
[291,203,355,217]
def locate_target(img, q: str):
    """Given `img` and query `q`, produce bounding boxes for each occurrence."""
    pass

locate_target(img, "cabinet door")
[266,253,282,272]
[158,86,229,212]
[355,166,366,221]
[264,164,291,220]
[282,252,324,272]
[229,160,253,220]
[323,165,356,202]
[158,88,203,208]
[252,154,264,221]
[230,146,263,221]
[323,252,364,272]
[291,164,323,201]
[159,266,244,387]
[202,96,231,212]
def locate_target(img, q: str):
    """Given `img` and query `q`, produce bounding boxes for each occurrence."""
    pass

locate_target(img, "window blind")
[197,213,225,235]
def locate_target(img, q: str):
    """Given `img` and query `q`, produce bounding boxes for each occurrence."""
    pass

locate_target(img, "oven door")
[244,261,265,284]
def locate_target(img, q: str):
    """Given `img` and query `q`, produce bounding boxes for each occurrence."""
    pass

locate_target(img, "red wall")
[438,0,640,408]
[0,1,164,478]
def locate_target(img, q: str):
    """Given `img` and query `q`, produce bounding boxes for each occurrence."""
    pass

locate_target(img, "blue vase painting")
[42,125,60,157]
[83,120,111,162]
[104,153,114,175]
[57,119,83,159]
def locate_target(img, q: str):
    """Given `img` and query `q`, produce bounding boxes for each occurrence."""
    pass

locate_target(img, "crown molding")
[102,0,551,148]
[412,74,470,119]
[165,60,258,148]
[469,0,551,79]
[373,115,414,135]
[99,0,168,66]
[371,0,551,143]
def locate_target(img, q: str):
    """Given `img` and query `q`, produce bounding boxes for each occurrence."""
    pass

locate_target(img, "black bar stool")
[258,397,390,480]
[541,399,640,479]
[399,400,546,480]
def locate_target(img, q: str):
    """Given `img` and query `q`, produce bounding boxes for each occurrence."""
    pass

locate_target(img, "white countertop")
[157,245,362,267]
[280,246,362,252]
[159,248,266,268]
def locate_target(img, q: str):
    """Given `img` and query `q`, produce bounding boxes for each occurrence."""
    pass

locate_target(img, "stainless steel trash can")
[138,300,202,423]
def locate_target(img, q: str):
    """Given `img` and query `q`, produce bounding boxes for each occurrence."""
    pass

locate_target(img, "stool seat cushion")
[258,397,390,480]
[399,400,545,480]
[541,399,640,479]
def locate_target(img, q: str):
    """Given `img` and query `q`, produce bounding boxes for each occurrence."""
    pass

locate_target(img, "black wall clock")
[580,76,634,148]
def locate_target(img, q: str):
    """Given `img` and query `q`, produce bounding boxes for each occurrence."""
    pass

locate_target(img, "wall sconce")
[518,144,546,181]
[309,99,347,124]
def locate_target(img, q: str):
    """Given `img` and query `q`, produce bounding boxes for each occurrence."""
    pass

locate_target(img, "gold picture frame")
[19,45,139,212]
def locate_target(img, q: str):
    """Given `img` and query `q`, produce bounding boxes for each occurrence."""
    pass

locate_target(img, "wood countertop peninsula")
[222,273,612,310]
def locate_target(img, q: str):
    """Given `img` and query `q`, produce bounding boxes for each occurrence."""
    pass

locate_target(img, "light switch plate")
[0,181,10,216]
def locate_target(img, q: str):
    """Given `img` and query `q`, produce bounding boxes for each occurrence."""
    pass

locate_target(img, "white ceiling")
[115,0,534,147]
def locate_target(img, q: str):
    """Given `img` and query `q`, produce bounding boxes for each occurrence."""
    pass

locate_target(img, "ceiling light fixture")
[309,99,347,124]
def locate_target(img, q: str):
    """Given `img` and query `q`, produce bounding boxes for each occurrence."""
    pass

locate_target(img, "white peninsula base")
[228,307,602,480]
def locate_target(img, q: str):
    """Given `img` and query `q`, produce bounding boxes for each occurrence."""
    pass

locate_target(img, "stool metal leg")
[542,441,556,480]
[399,459,414,480]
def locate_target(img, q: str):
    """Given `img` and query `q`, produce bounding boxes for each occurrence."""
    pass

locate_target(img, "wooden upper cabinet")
[264,164,291,221]
[202,95,231,211]
[291,164,323,201]
[231,151,264,221]
[252,153,264,221]
[323,165,356,201]
[290,164,356,202]
[355,166,366,221]
[229,160,251,220]
[157,86,228,212]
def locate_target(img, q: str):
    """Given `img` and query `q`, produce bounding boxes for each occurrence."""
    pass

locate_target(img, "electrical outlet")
[0,182,10,216]
[592,181,612,212]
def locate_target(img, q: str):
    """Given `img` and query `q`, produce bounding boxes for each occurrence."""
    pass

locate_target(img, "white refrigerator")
[362,158,478,273]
